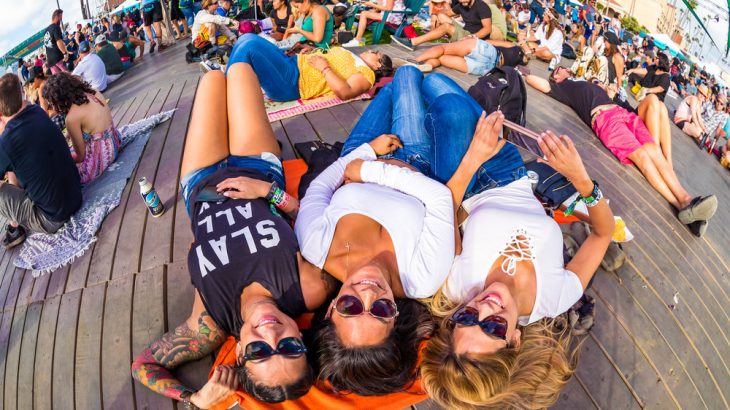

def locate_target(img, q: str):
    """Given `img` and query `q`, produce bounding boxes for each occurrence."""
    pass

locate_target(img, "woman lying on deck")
[131,64,336,409]
[226,33,393,102]
[413,37,528,76]
[42,72,121,185]
[416,83,614,409]
[296,66,488,395]
[524,66,718,236]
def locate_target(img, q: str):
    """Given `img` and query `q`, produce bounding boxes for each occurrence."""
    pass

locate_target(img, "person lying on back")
[0,73,81,248]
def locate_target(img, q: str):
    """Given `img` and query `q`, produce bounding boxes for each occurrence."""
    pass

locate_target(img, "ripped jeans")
[343,66,524,197]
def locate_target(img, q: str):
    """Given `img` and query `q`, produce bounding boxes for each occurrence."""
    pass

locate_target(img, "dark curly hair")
[236,359,314,403]
[41,71,97,115]
[313,298,434,396]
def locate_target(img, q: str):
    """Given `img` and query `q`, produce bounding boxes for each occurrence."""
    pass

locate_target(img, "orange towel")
[283,159,308,199]
[209,336,428,410]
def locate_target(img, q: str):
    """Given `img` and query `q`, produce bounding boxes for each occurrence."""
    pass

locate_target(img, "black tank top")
[273,7,291,34]
[187,167,306,337]
[607,55,617,84]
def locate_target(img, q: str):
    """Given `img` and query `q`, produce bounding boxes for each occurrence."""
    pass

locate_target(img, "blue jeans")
[341,66,432,175]
[180,7,195,27]
[227,34,300,102]
[180,154,285,217]
[422,74,525,199]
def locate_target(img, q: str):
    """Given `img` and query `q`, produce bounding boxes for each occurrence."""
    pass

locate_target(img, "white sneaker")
[342,38,364,48]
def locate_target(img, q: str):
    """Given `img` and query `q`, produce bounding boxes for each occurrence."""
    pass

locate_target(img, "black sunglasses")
[327,294,399,320]
[242,337,307,362]
[449,306,508,340]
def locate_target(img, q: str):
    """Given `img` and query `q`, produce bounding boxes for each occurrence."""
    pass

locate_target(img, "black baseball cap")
[28,66,44,82]
[604,31,621,46]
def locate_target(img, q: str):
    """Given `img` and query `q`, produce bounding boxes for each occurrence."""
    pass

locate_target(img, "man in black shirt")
[626,53,671,101]
[0,74,81,248]
[44,9,69,74]
[392,0,492,50]
[525,67,718,235]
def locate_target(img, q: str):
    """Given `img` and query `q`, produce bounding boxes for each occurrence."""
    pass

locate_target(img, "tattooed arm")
[131,291,226,402]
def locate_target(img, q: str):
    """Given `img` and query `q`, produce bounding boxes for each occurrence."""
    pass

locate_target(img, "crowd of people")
[0,0,727,409]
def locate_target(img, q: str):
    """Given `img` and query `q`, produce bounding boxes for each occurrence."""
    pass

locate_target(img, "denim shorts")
[180,152,285,217]
[465,39,499,76]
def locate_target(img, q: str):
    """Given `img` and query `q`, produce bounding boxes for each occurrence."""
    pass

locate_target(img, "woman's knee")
[200,69,226,88]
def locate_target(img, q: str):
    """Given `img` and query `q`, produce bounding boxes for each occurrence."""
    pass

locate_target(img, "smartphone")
[196,186,229,203]
[502,119,543,142]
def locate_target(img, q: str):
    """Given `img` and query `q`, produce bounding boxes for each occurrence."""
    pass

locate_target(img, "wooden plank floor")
[0,39,726,409]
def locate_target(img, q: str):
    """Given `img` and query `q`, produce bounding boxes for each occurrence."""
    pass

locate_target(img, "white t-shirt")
[72,53,108,92]
[535,23,564,57]
[518,10,531,26]
[443,177,583,326]
[295,143,455,299]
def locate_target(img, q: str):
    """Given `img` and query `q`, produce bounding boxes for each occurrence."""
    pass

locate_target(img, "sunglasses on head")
[326,294,399,320]
[242,337,307,362]
[449,306,508,340]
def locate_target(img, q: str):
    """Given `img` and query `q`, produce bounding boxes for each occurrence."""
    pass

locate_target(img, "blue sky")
[0,0,84,56]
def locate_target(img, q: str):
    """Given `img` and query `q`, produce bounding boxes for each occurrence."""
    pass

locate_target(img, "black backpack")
[468,67,540,154]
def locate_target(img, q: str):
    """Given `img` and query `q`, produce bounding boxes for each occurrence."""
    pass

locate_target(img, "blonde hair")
[202,0,217,8]
[421,288,580,410]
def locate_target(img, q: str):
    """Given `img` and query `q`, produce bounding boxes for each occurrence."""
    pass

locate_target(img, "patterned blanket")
[14,110,176,276]
[265,93,370,122]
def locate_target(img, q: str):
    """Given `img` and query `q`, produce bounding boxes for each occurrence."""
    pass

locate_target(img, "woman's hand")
[286,27,301,35]
[308,55,330,72]
[368,134,403,155]
[344,159,365,184]
[190,365,239,409]
[536,131,589,183]
[464,111,506,165]
[216,176,271,200]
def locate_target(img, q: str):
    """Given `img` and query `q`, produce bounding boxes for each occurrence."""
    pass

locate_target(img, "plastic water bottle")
[139,177,165,217]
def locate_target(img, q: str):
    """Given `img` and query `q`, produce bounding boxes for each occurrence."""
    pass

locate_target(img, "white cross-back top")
[443,177,583,325]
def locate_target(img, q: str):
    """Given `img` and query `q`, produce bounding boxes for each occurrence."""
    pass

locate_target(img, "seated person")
[191,0,239,48]
[675,86,728,142]
[108,31,134,70]
[296,67,459,395]
[42,72,121,185]
[226,33,393,101]
[420,110,613,409]
[486,0,507,41]
[94,35,124,75]
[0,74,82,247]
[518,9,563,69]
[283,0,333,50]
[516,2,530,30]
[429,0,449,31]
[341,0,406,47]
[525,67,718,235]
[413,37,527,76]
[392,0,493,51]
[132,64,332,409]
[73,41,119,92]
[626,53,671,102]
[269,0,294,41]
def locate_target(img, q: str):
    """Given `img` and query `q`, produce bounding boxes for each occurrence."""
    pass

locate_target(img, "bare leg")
[172,19,183,38]
[180,18,191,37]
[180,71,230,177]
[153,22,164,45]
[143,26,156,50]
[644,143,692,208]
[355,11,382,40]
[628,146,680,209]
[130,36,145,58]
[534,47,555,62]
[226,63,281,157]
[438,55,469,73]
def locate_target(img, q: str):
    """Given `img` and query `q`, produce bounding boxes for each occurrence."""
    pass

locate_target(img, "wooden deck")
[0,40,727,409]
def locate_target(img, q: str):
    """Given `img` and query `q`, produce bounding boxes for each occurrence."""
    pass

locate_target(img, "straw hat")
[697,84,709,98]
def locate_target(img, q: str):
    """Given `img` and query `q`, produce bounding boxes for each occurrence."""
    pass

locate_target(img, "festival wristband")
[564,180,602,215]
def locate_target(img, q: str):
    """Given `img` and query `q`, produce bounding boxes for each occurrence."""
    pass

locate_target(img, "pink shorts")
[49,60,67,74]
[591,106,654,165]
